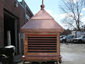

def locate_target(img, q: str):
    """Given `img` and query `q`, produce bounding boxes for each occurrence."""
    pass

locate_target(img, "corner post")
[57,32,60,56]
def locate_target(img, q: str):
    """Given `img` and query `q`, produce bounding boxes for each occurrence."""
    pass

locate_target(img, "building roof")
[21,2,64,33]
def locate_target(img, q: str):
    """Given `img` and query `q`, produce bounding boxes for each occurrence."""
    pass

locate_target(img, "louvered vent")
[28,37,57,53]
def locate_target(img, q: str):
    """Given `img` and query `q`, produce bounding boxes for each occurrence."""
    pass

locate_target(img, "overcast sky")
[18,0,85,29]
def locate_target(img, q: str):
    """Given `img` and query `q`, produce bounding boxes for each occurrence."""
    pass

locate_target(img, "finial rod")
[42,0,44,5]
[41,0,45,10]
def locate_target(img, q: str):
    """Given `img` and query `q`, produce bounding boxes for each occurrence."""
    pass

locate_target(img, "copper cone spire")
[41,0,45,10]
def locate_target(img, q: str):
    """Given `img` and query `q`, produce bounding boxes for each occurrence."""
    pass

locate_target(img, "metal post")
[7,31,11,45]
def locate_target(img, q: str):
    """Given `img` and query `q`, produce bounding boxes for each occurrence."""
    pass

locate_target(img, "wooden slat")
[28,48,56,50]
[28,51,56,53]
[28,47,56,48]
[28,45,56,46]
[28,34,56,37]
[28,43,56,45]
[28,40,56,43]
[28,50,56,51]
[28,38,56,39]
[28,50,57,53]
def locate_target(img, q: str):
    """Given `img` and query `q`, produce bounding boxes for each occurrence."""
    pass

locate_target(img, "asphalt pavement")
[61,43,85,64]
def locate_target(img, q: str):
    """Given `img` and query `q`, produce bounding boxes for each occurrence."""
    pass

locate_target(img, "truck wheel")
[57,62,61,64]
[59,60,62,63]
[41,62,47,64]
[54,62,58,64]
[79,40,82,43]
[32,62,40,64]
[23,61,30,64]
[23,61,25,64]
[23,61,24,64]
[62,41,65,43]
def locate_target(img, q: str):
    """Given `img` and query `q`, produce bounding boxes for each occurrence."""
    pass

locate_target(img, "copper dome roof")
[21,3,64,33]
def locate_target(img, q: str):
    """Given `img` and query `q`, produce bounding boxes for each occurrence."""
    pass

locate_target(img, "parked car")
[60,36,67,43]
[73,35,85,43]
[66,35,75,43]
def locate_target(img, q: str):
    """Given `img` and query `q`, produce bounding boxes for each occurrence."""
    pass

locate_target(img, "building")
[72,31,85,37]
[0,0,33,62]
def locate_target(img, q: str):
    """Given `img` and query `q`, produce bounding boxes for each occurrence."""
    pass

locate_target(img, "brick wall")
[0,0,33,48]
[3,0,26,26]
[0,0,4,47]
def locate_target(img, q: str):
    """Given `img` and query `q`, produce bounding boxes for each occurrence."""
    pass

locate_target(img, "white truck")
[73,35,85,43]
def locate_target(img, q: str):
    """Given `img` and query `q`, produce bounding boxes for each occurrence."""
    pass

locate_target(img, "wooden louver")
[28,37,57,53]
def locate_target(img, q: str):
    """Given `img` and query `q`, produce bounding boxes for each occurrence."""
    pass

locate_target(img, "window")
[14,0,19,7]
[25,14,30,20]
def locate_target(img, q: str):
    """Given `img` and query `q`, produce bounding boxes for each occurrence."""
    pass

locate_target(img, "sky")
[18,0,85,29]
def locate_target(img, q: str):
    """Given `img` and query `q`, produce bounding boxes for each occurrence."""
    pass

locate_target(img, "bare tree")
[60,0,85,30]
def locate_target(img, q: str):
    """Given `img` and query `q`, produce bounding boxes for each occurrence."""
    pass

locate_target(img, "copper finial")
[42,0,44,5]
[41,0,45,10]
